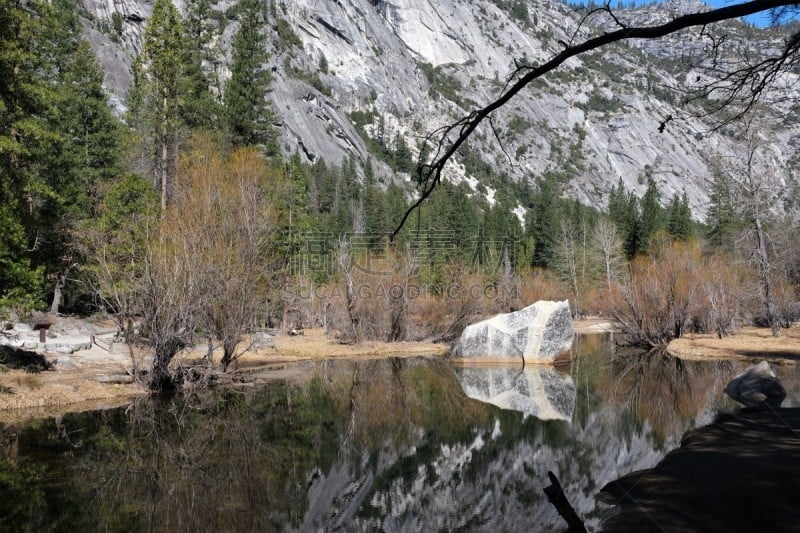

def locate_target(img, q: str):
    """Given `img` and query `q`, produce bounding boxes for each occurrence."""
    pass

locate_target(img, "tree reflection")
[0,358,494,531]
[598,350,737,445]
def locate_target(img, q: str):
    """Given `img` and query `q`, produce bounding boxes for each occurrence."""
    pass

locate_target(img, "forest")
[1,0,799,388]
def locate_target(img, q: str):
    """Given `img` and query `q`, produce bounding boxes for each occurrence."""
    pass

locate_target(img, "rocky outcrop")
[73,0,800,218]
[724,360,787,408]
[454,365,576,421]
[452,300,574,363]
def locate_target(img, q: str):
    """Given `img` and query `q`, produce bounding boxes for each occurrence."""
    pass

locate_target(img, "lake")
[1,334,799,531]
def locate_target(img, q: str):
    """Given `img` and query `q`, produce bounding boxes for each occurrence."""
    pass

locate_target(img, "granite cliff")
[76,0,800,220]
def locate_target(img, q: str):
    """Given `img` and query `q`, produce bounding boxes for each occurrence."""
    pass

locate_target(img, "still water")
[1,335,799,532]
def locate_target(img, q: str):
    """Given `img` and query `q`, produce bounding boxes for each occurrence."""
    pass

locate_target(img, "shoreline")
[4,318,797,423]
[666,324,800,364]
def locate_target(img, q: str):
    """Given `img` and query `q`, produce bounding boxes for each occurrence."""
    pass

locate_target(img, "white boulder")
[452,300,574,363]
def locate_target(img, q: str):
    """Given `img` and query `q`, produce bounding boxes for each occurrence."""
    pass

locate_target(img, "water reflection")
[1,337,799,532]
[454,365,576,421]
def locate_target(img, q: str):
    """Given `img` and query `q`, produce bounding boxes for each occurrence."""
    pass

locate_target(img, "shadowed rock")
[724,360,786,408]
[452,300,574,364]
[598,408,800,532]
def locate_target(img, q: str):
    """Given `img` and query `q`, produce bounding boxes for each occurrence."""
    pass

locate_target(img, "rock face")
[452,300,574,363]
[454,365,576,421]
[73,0,800,221]
[724,361,787,408]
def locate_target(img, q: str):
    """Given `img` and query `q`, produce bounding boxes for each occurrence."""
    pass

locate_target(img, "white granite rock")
[453,300,574,364]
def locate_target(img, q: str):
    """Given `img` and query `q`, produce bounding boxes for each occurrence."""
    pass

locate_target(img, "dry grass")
[184,327,448,366]
[668,323,800,364]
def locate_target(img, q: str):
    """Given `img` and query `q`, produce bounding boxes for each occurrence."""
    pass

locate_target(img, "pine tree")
[608,179,640,258]
[0,0,63,307]
[666,191,693,241]
[45,39,123,311]
[182,0,222,131]
[131,0,187,210]
[529,176,561,268]
[363,163,389,246]
[224,0,278,153]
[638,177,663,253]
[707,170,740,249]
[56,40,121,217]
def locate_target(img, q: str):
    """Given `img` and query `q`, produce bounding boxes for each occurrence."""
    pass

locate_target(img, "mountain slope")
[77,0,800,220]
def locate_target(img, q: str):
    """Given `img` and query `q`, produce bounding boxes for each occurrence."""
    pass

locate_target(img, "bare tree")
[387,245,418,342]
[336,237,359,343]
[593,218,625,292]
[137,136,289,388]
[554,221,583,318]
[392,0,800,236]
[713,123,786,336]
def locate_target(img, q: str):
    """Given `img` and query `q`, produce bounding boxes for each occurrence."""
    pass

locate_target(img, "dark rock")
[724,361,786,408]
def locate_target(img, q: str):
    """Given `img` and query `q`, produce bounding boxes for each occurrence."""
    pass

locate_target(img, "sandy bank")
[667,323,800,364]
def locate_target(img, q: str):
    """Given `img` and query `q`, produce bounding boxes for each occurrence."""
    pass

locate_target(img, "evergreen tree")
[131,0,187,210]
[56,40,121,217]
[608,179,639,258]
[529,176,561,268]
[0,0,66,307]
[363,162,389,246]
[638,177,663,252]
[666,191,693,241]
[182,0,222,130]
[224,0,278,153]
[385,182,409,242]
[44,39,123,311]
[707,170,740,249]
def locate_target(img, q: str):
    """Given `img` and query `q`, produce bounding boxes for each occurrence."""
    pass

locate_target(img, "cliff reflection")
[5,338,797,531]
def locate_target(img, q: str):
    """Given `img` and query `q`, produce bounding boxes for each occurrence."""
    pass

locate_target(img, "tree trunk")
[150,338,182,390]
[221,339,236,372]
[160,95,169,211]
[754,209,780,337]
[50,271,67,314]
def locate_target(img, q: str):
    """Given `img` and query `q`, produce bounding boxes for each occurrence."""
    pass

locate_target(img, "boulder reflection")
[453,365,577,421]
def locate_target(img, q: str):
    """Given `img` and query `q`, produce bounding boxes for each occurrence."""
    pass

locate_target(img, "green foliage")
[224,0,278,152]
[418,62,472,107]
[84,174,158,317]
[181,0,223,132]
[112,12,122,35]
[274,17,301,50]
[287,63,332,97]
[0,204,44,311]
[0,0,125,311]
[638,177,664,252]
[318,52,329,74]
[706,170,742,250]
[528,176,561,268]
[129,0,188,207]
[666,191,694,241]
[608,178,640,258]
[581,90,621,114]
[348,111,414,173]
